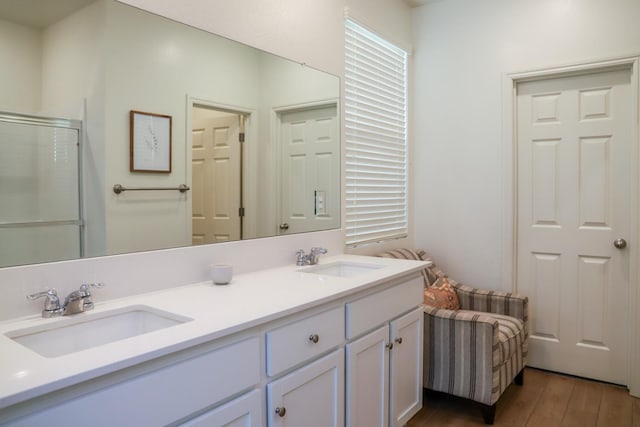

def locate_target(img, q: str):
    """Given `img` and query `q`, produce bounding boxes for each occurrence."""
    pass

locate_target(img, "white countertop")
[0,254,428,409]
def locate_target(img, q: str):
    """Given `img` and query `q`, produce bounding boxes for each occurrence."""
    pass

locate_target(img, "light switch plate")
[315,190,326,215]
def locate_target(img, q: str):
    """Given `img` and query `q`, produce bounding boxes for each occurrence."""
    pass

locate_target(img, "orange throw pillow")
[424,278,460,310]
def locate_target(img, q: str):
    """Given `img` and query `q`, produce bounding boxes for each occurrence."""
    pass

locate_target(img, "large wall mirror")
[0,0,340,268]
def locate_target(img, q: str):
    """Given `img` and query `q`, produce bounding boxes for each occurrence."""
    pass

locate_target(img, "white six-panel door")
[516,68,632,384]
[279,104,339,235]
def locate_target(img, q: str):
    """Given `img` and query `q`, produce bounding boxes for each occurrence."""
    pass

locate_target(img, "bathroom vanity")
[0,255,427,427]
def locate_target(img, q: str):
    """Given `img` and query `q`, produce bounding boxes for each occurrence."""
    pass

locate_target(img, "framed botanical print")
[130,110,172,173]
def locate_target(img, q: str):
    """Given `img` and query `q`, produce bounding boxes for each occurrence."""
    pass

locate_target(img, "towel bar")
[112,184,190,194]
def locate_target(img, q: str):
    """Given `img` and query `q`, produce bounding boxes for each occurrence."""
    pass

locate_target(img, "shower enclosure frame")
[0,111,85,264]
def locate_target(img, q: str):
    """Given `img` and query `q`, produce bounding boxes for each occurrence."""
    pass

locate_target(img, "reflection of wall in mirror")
[0,1,108,260]
[0,0,340,265]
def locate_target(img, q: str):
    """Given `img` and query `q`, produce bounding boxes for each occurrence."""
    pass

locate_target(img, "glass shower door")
[0,113,83,268]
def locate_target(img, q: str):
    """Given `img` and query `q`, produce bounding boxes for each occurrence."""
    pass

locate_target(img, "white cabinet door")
[389,308,423,427]
[267,348,344,427]
[180,389,262,427]
[346,325,389,427]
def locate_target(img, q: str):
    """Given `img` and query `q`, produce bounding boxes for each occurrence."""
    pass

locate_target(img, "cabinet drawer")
[8,337,260,427]
[266,306,344,376]
[346,276,423,339]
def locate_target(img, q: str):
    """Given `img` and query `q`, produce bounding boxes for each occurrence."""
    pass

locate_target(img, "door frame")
[500,55,640,396]
[185,96,256,241]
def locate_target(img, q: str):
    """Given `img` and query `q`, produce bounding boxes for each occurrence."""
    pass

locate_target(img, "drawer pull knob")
[395,337,403,345]
[275,407,286,417]
[309,334,320,343]
[386,342,393,350]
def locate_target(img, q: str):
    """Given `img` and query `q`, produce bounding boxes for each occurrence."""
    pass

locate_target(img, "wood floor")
[407,368,640,427]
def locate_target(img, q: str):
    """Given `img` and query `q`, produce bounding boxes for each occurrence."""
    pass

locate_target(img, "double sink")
[5,261,383,359]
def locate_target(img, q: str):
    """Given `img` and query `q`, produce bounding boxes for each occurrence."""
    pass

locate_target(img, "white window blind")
[344,19,408,247]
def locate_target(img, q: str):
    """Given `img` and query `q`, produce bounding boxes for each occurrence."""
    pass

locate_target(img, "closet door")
[516,68,632,384]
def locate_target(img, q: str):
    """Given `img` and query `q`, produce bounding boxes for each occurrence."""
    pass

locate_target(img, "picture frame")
[130,110,172,173]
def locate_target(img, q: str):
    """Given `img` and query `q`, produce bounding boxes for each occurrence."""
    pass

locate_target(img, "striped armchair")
[378,249,528,425]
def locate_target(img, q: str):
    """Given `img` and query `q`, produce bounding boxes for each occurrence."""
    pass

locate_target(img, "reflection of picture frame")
[130,110,172,173]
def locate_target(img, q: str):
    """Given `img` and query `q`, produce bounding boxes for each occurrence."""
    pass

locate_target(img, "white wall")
[41,1,105,119]
[412,0,640,290]
[0,19,41,113]
[119,0,416,257]
[103,0,264,254]
[40,0,108,258]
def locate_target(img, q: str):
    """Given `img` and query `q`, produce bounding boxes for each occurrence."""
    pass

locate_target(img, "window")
[344,19,408,247]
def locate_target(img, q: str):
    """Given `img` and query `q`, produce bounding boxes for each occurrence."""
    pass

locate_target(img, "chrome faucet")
[27,283,105,318]
[296,247,328,266]
[26,289,62,318]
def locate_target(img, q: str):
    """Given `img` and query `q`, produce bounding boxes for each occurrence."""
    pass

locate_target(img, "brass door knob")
[275,407,286,417]
[309,334,319,343]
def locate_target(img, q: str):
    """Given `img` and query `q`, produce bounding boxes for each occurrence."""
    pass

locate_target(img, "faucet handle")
[79,282,105,297]
[27,289,62,318]
[296,249,308,266]
[79,283,104,310]
[310,247,328,254]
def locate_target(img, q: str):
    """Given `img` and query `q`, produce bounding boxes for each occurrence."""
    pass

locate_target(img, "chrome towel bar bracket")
[113,184,190,194]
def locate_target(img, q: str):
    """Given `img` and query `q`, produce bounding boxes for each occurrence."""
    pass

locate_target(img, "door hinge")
[239,207,245,217]
[239,132,245,143]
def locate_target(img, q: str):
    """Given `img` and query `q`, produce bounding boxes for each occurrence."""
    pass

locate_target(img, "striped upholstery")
[377,249,529,409]
[377,248,444,286]
[424,292,528,406]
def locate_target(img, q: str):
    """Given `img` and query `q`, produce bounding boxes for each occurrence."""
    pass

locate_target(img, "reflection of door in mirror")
[191,106,243,244]
[279,103,339,235]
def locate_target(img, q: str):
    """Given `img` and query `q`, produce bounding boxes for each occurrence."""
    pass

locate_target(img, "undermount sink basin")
[301,261,384,278]
[6,305,192,358]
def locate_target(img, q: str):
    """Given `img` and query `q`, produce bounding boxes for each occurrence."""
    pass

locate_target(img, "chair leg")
[515,368,524,386]
[423,388,446,401]
[481,403,496,425]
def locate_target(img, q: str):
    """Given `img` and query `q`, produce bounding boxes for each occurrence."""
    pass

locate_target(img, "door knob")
[279,223,289,230]
[614,238,627,249]
[275,407,286,417]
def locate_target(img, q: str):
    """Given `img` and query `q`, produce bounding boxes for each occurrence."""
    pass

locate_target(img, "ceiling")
[0,0,95,28]
[1,0,434,29]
